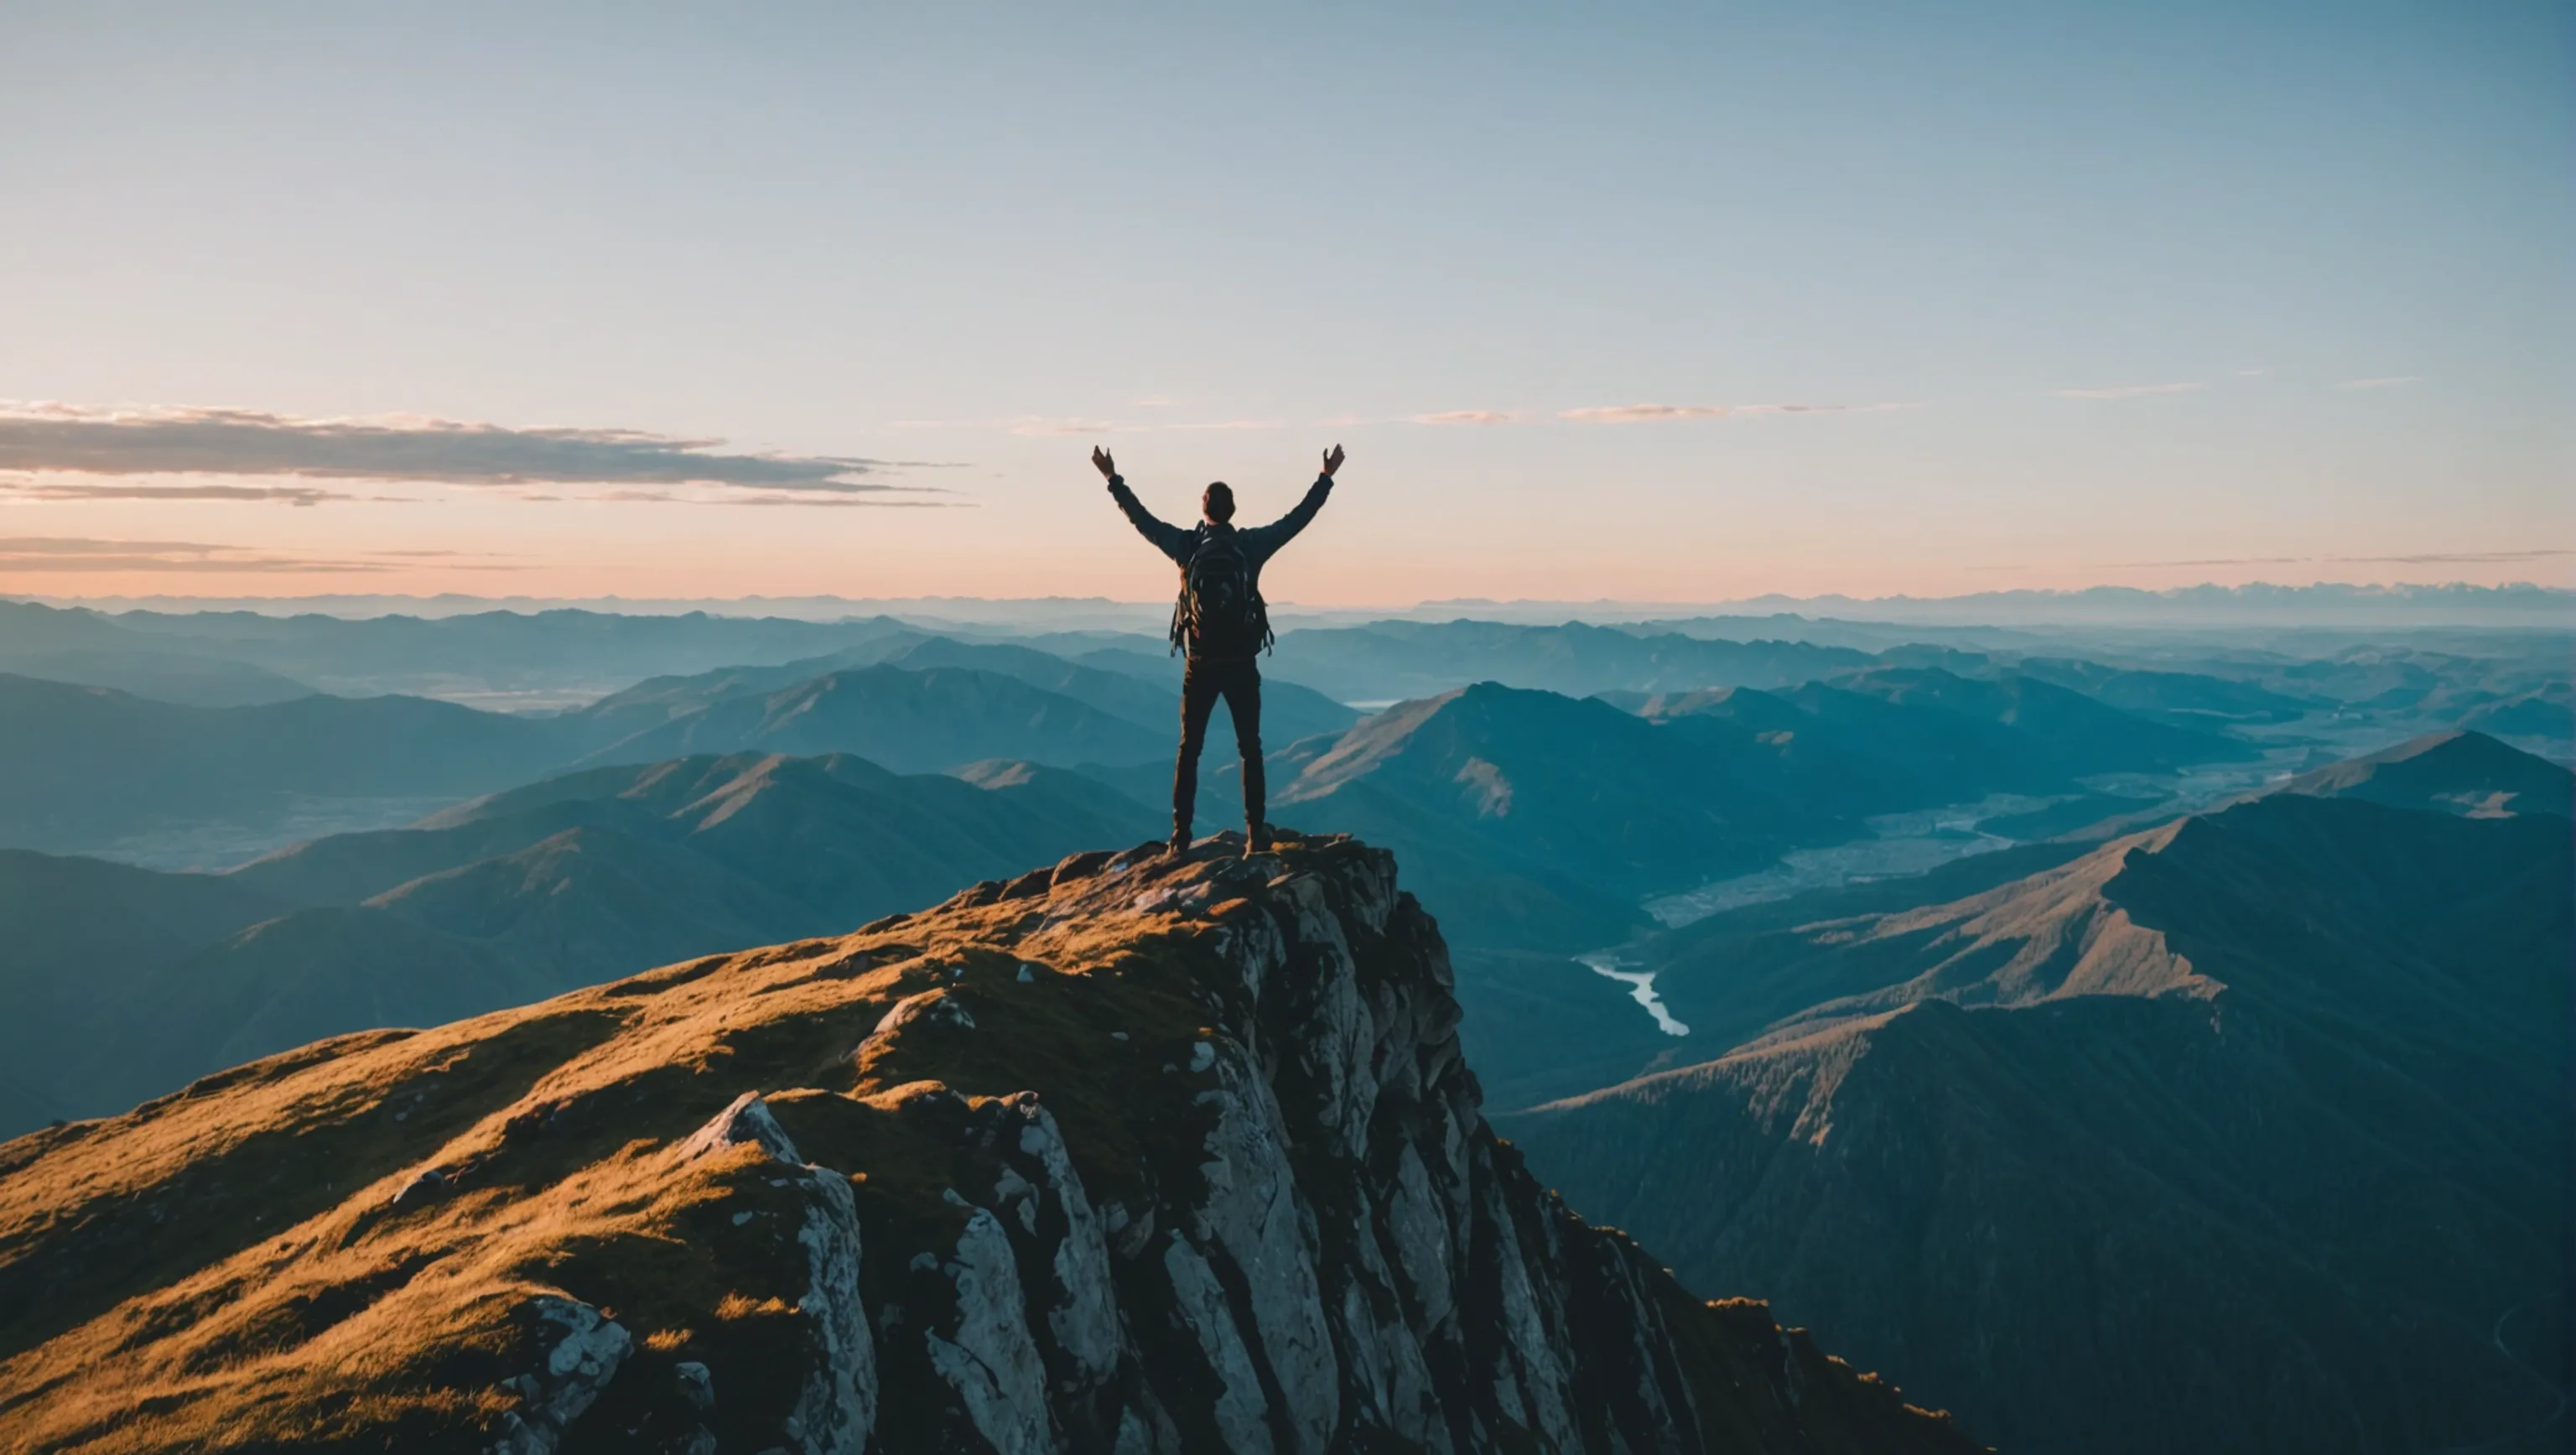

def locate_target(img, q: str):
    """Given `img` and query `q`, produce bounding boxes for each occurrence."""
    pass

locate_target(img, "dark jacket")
[1107,473,1334,659]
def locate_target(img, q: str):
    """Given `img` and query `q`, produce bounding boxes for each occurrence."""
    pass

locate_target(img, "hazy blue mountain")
[78,603,929,698]
[1264,619,1884,701]
[564,635,934,743]
[0,673,576,851]
[2005,656,2313,725]
[576,664,1170,772]
[0,648,314,707]
[3,751,1161,1133]
[1505,778,2571,1455]
[1824,666,2257,773]
[911,636,1363,738]
[1244,673,2259,954]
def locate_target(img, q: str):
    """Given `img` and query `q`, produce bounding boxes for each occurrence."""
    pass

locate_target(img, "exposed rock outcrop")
[0,834,1976,1453]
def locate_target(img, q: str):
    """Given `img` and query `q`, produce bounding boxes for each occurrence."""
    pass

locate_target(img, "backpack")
[1171,527,1271,658]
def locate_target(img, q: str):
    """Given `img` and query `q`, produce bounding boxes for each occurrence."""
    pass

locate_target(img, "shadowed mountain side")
[2271,728,2574,818]
[0,834,1978,1455]
[1270,686,1826,943]
[0,852,288,1129]
[0,674,577,850]
[1446,949,1684,1112]
[1505,792,2572,1455]
[1,753,1164,1134]
[576,665,1171,772]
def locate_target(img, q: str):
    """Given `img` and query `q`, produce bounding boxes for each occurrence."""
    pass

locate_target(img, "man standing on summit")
[1092,444,1344,857]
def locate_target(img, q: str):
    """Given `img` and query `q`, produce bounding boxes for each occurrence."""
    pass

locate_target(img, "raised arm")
[1239,444,1344,563]
[1092,447,1194,564]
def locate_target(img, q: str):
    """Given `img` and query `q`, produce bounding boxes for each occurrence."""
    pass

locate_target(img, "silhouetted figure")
[1093,444,1344,856]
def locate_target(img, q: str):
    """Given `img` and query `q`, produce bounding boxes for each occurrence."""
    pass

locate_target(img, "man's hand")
[1091,446,1117,481]
[1321,444,1346,479]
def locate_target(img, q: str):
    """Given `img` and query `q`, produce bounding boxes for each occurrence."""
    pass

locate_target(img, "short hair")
[1201,481,1235,522]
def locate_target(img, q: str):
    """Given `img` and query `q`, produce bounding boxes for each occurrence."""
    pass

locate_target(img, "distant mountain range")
[0,642,1353,855]
[0,751,1160,1134]
[1502,732,2574,1455]
[574,636,1358,766]
[1249,670,2255,952]
[0,673,573,850]
[1265,619,1897,702]
[0,599,927,699]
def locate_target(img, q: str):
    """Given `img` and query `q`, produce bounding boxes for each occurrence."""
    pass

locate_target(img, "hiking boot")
[1166,830,1192,859]
[1244,823,1272,856]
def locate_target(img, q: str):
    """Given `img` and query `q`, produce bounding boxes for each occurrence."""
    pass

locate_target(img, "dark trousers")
[1174,656,1263,839]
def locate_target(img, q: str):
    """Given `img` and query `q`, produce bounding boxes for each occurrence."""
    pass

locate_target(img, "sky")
[0,1,2567,606]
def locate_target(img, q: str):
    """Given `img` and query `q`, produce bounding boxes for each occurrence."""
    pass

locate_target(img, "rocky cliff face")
[0,834,1976,1454]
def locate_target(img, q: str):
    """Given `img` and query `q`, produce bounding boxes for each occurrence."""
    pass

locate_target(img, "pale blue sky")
[0,1,2565,603]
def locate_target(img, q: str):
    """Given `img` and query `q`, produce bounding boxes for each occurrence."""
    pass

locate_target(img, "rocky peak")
[0,833,1976,1454]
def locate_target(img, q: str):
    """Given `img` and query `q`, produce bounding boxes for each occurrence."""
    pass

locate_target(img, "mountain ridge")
[0,834,1977,1455]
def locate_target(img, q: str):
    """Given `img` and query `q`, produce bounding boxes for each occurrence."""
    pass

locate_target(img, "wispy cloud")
[1410,410,1519,426]
[0,535,527,574]
[577,488,963,509]
[1561,403,1733,423]
[0,402,941,499]
[2332,548,2566,565]
[2106,555,2309,568]
[2109,548,2569,568]
[0,480,358,507]
[1559,402,1911,424]
[2054,382,2206,401]
[2339,376,2420,390]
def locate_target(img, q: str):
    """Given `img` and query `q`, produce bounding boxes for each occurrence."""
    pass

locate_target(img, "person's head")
[1201,481,1235,524]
